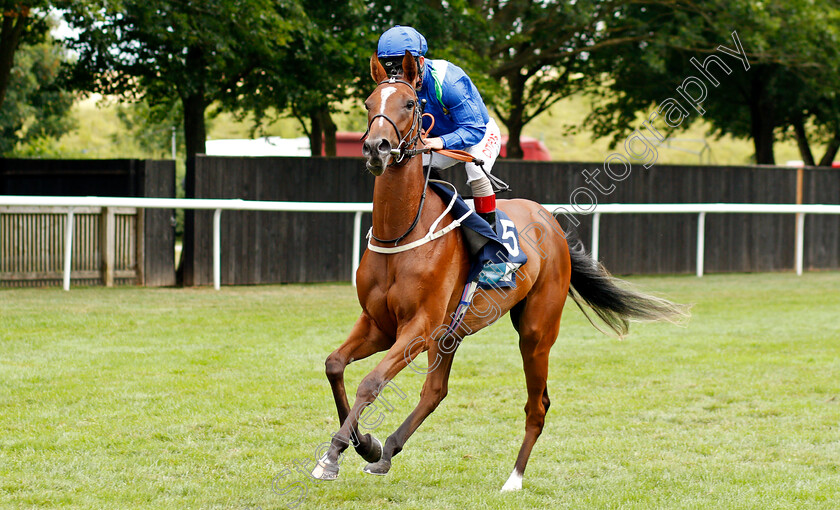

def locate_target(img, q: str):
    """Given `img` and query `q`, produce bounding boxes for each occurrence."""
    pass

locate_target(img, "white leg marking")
[311,453,331,479]
[501,469,523,492]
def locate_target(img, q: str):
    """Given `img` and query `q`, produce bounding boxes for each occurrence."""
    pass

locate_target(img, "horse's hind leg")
[502,290,566,492]
[324,313,391,464]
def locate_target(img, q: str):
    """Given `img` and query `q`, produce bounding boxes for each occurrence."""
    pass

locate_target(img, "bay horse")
[311,51,685,491]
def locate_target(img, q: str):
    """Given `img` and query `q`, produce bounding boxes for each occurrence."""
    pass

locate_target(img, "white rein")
[366,179,472,254]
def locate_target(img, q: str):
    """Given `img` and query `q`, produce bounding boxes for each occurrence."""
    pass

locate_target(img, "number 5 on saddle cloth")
[429,179,527,341]
[426,180,526,290]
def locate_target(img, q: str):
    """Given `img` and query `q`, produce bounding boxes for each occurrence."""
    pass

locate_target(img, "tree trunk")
[178,45,208,287]
[748,76,775,165]
[818,131,840,167]
[751,123,775,165]
[792,115,815,166]
[321,106,337,157]
[0,7,30,111]
[182,93,207,160]
[504,72,527,159]
[309,110,323,156]
[179,92,207,287]
[507,122,523,160]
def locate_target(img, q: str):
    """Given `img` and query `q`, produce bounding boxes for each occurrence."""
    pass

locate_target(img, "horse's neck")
[371,159,439,242]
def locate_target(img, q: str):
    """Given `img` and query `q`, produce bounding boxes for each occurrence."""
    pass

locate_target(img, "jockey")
[377,25,502,229]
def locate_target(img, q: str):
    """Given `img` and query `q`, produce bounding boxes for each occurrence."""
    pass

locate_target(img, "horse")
[311,51,686,491]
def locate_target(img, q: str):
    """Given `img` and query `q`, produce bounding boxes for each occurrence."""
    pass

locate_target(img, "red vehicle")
[330,132,551,160]
[499,135,552,160]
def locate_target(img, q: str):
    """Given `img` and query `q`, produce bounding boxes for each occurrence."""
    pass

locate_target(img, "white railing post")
[352,211,362,287]
[795,213,805,276]
[213,209,222,290]
[63,209,75,291]
[591,212,601,261]
[696,212,706,278]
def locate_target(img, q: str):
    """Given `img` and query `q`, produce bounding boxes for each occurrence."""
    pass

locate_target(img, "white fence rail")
[1,195,839,290]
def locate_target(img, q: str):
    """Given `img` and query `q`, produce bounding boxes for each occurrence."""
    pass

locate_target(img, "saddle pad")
[471,209,527,289]
[428,182,527,289]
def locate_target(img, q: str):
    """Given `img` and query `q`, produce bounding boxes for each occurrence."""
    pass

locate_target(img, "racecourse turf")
[1,272,838,509]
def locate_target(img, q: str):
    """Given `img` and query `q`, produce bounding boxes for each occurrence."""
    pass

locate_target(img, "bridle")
[364,77,432,246]
[362,77,425,166]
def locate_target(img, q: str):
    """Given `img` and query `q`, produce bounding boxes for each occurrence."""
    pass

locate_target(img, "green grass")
[1,272,839,509]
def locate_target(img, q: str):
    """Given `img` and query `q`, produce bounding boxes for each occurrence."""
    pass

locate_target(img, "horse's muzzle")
[363,137,392,175]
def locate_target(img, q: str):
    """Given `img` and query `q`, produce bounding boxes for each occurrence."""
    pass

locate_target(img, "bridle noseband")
[364,77,432,246]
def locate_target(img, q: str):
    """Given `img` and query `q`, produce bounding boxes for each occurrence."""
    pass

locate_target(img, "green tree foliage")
[585,0,840,165]
[777,4,840,166]
[232,0,371,156]
[114,99,183,160]
[365,1,663,159]
[0,1,51,110]
[62,0,304,285]
[62,0,301,163]
[455,0,661,159]
[0,31,75,155]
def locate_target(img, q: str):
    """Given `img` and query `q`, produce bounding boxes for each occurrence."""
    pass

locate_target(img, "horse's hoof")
[357,435,382,464]
[311,457,340,481]
[363,458,391,476]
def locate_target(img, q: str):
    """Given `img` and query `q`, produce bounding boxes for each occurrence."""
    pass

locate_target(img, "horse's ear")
[370,53,387,83]
[402,49,417,84]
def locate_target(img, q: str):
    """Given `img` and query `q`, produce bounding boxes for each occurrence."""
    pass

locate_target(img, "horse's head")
[363,50,421,175]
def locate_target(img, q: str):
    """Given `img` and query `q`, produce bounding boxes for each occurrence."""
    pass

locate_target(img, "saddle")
[427,179,527,290]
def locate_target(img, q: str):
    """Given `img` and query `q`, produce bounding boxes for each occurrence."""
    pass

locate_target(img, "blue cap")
[377,26,427,58]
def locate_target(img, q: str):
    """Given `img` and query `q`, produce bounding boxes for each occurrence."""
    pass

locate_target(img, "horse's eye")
[406,100,415,109]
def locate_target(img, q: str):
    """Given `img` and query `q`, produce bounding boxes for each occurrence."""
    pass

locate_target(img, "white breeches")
[422,118,502,184]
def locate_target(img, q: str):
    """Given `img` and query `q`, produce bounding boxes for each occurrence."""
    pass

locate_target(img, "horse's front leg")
[364,336,458,475]
[312,315,433,480]
[324,313,392,463]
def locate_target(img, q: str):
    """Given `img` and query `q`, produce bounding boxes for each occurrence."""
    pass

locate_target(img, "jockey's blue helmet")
[377,26,427,58]
[377,26,427,79]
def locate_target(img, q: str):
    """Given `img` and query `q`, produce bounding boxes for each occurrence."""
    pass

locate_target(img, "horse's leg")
[363,338,457,475]
[312,317,433,480]
[324,313,392,462]
[501,291,566,492]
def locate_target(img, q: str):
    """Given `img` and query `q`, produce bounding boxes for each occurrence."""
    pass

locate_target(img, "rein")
[363,77,503,251]
[364,77,430,246]
[366,179,472,254]
[362,78,424,166]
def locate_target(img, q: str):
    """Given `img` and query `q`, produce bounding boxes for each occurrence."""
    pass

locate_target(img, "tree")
[778,4,840,167]
[232,0,371,156]
[0,1,52,111]
[62,0,301,162]
[361,1,664,159]
[584,0,840,166]
[62,0,303,285]
[459,0,663,159]
[114,99,182,160]
[0,27,75,154]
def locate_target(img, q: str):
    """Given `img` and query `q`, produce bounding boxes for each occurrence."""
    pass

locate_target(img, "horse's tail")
[566,231,689,338]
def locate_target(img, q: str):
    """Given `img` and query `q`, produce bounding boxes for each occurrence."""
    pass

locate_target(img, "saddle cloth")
[428,182,527,289]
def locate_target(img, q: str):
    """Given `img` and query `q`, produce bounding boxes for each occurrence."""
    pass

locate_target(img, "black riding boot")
[479,210,496,231]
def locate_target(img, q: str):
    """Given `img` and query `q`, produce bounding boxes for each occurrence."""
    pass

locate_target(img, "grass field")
[1,272,839,509]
